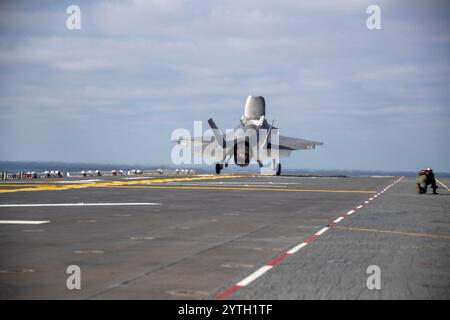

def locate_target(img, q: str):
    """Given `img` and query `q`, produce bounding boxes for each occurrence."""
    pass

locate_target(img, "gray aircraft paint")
[174,95,323,175]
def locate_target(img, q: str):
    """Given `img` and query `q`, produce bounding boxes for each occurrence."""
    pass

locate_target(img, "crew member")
[426,168,438,194]
[416,170,428,194]
[416,168,438,195]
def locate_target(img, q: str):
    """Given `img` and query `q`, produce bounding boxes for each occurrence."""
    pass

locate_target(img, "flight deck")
[0,174,449,299]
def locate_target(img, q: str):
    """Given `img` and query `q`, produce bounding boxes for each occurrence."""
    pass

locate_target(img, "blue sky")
[0,0,449,171]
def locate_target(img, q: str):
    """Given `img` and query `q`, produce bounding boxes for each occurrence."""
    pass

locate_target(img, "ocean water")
[1,161,449,177]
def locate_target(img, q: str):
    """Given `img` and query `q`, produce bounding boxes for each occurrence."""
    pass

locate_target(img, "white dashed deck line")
[346,210,355,216]
[236,266,273,287]
[215,176,406,300]
[315,227,330,236]
[287,242,308,254]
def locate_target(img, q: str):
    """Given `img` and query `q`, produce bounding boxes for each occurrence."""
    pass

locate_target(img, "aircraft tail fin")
[261,120,274,149]
[208,118,225,149]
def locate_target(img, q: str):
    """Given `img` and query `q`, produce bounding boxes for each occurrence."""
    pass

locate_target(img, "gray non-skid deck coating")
[0,175,448,299]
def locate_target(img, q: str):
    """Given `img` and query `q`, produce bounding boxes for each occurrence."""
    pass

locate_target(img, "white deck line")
[0,203,161,207]
[236,265,273,286]
[0,220,50,224]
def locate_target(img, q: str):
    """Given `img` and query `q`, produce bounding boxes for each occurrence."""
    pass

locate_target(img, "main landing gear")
[215,163,223,175]
[276,163,281,176]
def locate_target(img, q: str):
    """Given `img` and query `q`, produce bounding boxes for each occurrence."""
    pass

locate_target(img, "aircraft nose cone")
[245,96,266,119]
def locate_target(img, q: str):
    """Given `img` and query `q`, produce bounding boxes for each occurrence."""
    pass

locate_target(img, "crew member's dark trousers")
[430,180,437,193]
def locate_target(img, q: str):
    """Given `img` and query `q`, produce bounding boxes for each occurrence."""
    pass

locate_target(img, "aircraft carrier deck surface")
[0,174,449,299]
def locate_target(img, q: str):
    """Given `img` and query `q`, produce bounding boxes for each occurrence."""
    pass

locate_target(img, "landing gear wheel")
[276,163,281,176]
[215,163,223,175]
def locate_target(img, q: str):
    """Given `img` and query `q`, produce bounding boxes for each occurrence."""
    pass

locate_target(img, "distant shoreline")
[1,161,449,178]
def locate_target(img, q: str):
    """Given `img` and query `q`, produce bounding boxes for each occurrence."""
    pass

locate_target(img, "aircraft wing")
[173,135,229,162]
[277,135,323,150]
[173,136,212,147]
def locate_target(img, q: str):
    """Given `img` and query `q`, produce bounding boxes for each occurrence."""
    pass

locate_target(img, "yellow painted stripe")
[335,226,450,240]
[0,175,246,193]
[105,185,376,193]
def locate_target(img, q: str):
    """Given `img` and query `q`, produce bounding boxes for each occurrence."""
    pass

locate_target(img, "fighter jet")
[174,95,323,175]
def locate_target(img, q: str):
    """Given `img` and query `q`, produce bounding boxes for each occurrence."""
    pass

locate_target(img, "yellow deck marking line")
[0,175,246,193]
[335,226,450,240]
[105,185,376,193]
[436,179,450,192]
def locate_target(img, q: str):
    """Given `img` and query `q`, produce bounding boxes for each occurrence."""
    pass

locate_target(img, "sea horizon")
[1,161,449,178]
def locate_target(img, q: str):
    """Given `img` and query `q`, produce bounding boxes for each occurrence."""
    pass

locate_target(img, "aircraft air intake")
[244,96,266,119]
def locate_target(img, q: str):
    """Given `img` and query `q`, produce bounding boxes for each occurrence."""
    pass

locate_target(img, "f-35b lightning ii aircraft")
[175,95,323,175]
